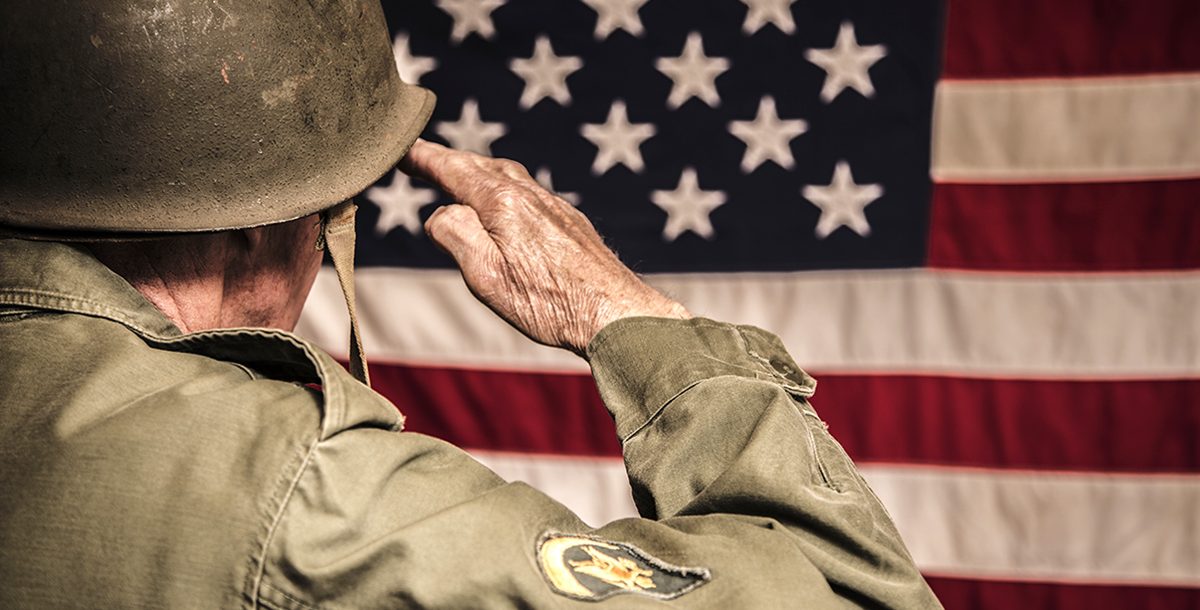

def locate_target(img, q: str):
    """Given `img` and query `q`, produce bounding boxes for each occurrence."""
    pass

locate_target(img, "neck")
[87,217,324,333]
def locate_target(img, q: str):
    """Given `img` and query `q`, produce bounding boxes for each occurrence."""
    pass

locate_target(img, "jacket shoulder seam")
[245,434,323,609]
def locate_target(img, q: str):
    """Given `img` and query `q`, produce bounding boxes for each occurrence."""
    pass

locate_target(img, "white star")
[366,170,438,236]
[740,0,796,34]
[652,168,727,241]
[509,36,582,109]
[580,100,655,174]
[436,99,507,155]
[655,32,729,109]
[535,167,580,206]
[728,96,807,172]
[804,21,887,102]
[801,161,883,239]
[581,0,648,40]
[436,0,505,43]
[392,33,437,84]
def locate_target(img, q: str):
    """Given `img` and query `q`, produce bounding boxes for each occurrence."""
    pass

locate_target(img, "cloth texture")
[0,238,939,609]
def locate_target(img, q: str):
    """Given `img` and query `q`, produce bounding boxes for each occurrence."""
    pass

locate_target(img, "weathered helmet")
[0,0,434,237]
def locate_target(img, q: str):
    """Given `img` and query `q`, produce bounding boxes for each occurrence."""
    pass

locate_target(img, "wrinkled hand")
[399,139,690,356]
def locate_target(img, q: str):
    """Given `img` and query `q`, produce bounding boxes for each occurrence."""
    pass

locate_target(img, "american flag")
[296,1,1200,607]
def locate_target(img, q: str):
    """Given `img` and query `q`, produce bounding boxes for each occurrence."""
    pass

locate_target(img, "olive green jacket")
[0,238,940,609]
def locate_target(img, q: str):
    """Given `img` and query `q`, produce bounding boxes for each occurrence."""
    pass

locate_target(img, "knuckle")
[490,185,532,214]
[426,205,466,232]
[441,204,472,220]
[423,208,447,235]
[490,158,530,180]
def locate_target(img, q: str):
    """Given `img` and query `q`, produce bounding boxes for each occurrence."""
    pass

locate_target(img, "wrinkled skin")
[401,139,690,356]
[87,215,325,333]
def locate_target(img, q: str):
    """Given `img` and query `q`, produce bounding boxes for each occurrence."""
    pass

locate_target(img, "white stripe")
[470,451,1200,586]
[470,451,638,529]
[865,465,1200,587]
[296,267,1200,379]
[932,74,1200,183]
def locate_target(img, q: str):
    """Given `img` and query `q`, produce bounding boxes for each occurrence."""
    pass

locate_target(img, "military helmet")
[0,0,434,238]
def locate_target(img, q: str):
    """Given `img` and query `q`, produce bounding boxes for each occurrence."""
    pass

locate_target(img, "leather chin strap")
[321,200,370,386]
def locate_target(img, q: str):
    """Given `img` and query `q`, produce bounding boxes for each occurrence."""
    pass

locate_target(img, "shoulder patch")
[536,532,711,601]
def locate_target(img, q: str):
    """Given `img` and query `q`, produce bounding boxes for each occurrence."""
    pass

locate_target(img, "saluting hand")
[399,139,690,356]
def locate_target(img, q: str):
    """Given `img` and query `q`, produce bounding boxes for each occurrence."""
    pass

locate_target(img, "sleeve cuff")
[585,316,816,441]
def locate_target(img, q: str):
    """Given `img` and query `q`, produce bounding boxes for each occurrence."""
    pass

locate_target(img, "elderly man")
[0,1,940,608]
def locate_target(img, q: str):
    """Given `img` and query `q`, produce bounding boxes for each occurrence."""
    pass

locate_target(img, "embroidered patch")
[537,532,711,601]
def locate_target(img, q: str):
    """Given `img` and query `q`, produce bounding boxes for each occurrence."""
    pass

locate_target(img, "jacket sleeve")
[256,317,941,610]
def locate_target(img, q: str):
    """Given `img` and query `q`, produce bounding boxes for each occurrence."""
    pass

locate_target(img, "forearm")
[590,316,937,608]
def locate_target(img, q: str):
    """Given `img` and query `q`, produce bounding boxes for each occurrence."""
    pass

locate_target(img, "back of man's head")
[0,0,436,375]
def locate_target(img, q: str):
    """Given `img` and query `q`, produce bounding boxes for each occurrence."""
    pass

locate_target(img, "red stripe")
[926,576,1199,610]
[927,180,1200,271]
[367,362,1200,472]
[942,0,1200,78]
[374,363,622,457]
[813,375,1199,473]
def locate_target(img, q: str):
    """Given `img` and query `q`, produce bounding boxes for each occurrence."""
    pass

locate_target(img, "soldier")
[0,1,940,608]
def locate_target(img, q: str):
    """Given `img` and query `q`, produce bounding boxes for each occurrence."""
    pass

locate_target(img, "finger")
[424,203,493,267]
[425,204,514,320]
[399,139,486,202]
[398,138,443,176]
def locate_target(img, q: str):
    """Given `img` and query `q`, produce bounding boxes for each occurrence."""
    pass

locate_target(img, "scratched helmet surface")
[0,0,434,237]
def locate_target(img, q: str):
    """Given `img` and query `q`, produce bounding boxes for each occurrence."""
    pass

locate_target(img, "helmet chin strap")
[321,200,370,386]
